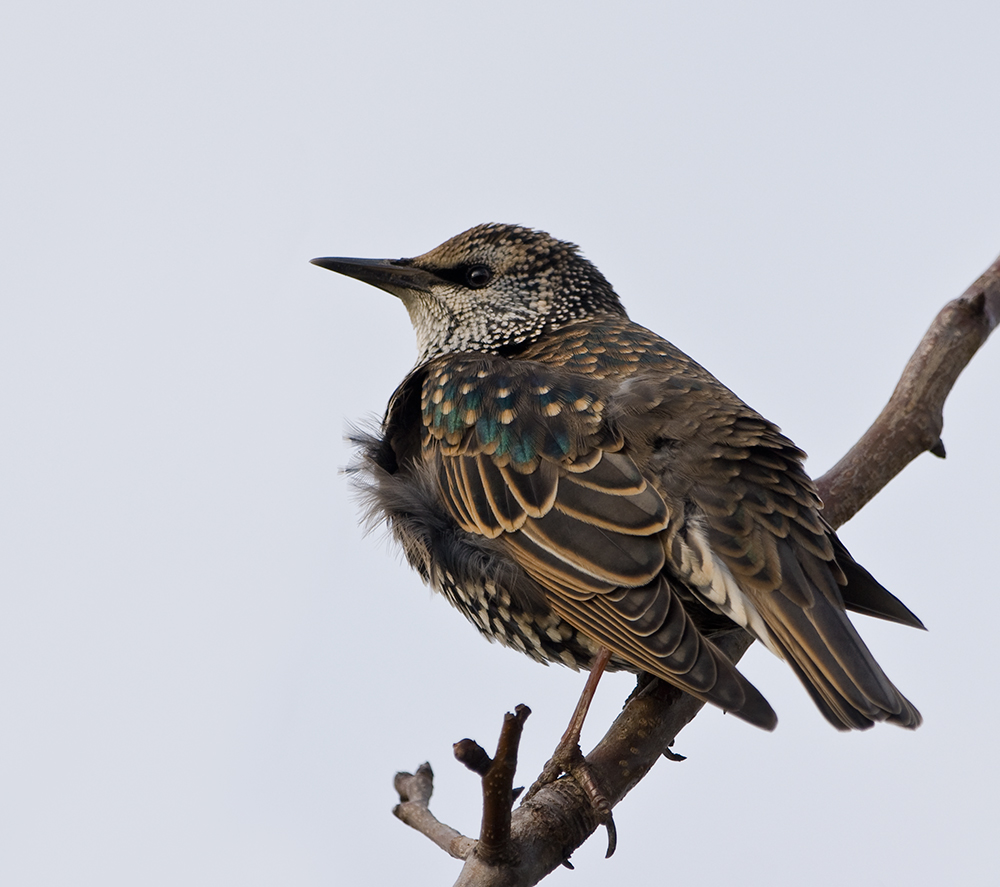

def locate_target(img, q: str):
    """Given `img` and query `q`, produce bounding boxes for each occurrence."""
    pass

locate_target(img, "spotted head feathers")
[312,224,626,363]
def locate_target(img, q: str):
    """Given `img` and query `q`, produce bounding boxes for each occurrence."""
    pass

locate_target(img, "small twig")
[392,763,476,860]
[477,705,531,867]
[454,739,494,776]
[455,740,527,802]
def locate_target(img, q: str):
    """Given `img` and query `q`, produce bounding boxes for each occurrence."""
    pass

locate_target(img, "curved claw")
[604,812,618,858]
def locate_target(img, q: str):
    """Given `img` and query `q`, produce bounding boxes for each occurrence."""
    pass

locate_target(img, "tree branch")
[474,705,531,867]
[451,632,756,887]
[392,251,1000,886]
[393,764,477,861]
[816,253,1000,527]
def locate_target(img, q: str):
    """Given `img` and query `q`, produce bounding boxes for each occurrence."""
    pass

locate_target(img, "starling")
[312,224,924,732]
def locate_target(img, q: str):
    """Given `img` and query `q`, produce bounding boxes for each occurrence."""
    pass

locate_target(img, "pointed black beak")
[309,256,436,294]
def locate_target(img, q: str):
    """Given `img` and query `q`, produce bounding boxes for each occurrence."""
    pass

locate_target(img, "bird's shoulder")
[402,345,622,473]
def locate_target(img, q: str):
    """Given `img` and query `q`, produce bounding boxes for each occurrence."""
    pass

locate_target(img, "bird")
[312,223,924,733]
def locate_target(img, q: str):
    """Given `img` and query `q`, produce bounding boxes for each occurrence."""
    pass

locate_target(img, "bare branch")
[394,709,534,871]
[451,632,757,887]
[453,739,494,777]
[817,253,1000,528]
[477,705,531,867]
[393,764,476,861]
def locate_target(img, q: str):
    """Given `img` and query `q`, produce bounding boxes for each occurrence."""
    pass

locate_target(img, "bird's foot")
[524,740,617,857]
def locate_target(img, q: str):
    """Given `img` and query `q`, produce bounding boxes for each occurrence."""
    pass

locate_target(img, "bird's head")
[311,224,626,363]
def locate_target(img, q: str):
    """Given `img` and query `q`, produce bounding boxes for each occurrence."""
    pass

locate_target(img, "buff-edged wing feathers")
[550,317,924,732]
[498,461,559,517]
[420,351,779,730]
[555,454,668,533]
[656,365,924,730]
[548,582,777,730]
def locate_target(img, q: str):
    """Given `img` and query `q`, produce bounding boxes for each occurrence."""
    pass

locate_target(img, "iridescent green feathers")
[421,357,616,471]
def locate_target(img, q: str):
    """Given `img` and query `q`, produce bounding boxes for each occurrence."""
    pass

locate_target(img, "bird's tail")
[760,587,921,731]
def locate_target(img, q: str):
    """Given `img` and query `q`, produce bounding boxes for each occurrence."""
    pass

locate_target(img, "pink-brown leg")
[525,648,617,856]
[554,646,613,755]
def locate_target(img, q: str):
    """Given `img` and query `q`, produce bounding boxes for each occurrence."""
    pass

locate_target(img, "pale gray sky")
[2,3,999,885]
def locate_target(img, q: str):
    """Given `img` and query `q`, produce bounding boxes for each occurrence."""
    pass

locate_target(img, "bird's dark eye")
[465,264,493,288]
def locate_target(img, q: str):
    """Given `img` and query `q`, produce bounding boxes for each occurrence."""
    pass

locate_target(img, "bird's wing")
[616,367,921,730]
[419,354,777,730]
[828,532,925,629]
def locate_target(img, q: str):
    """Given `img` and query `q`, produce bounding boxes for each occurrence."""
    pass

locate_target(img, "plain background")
[2,3,999,885]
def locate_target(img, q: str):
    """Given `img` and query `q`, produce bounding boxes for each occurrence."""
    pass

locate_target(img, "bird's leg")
[524,647,617,855]
[551,646,612,769]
